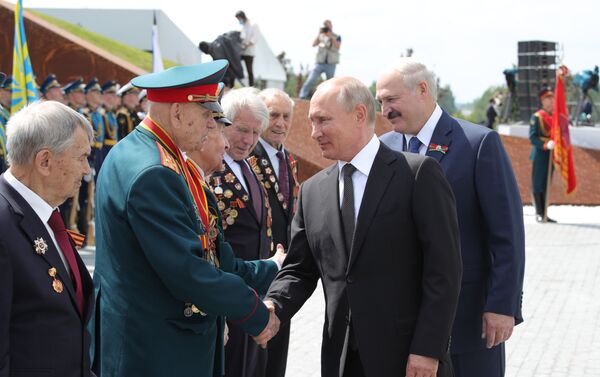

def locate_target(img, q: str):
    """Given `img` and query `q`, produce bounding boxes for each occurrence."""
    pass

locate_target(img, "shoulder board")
[155,141,181,175]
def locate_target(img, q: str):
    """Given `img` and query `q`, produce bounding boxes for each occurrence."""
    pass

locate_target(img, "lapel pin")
[428,143,449,154]
[34,237,48,255]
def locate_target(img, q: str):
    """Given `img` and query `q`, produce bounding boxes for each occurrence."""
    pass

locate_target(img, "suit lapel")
[319,165,347,263]
[0,177,82,318]
[347,145,396,273]
[425,110,454,164]
[223,161,260,223]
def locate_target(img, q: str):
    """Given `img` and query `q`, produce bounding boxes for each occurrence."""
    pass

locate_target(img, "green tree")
[469,85,506,124]
[438,83,457,115]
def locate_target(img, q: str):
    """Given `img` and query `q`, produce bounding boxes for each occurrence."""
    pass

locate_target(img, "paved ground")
[84,205,600,377]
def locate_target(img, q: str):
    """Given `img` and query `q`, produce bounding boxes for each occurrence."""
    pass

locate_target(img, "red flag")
[551,65,576,194]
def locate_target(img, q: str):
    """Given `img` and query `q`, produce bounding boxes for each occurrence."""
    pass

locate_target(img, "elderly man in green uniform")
[92,60,280,377]
[529,88,556,223]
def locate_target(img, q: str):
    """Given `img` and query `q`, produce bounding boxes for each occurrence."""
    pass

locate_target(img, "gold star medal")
[34,237,48,255]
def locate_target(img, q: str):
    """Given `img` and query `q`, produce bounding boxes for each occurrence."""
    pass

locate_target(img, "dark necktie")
[341,163,357,255]
[48,209,83,313]
[237,160,263,219]
[408,136,422,153]
[276,150,290,204]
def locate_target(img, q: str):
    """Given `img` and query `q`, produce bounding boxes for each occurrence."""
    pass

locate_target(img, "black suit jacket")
[250,142,299,250]
[266,144,462,377]
[209,160,272,261]
[0,175,94,377]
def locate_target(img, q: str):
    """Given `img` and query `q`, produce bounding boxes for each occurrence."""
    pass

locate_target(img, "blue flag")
[11,0,39,115]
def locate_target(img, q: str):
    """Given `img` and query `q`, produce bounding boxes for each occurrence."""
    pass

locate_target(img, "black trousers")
[343,348,365,377]
[242,55,254,86]
[265,320,290,377]
[452,343,505,377]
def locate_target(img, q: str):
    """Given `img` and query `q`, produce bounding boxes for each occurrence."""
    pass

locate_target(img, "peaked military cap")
[40,74,62,95]
[213,82,232,126]
[101,80,119,94]
[85,77,102,94]
[1,76,12,90]
[539,87,553,99]
[131,59,228,113]
[117,81,140,96]
[63,78,85,94]
[0,72,5,88]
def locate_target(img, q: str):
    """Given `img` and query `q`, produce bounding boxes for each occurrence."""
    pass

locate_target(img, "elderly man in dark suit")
[209,87,274,377]
[0,100,95,377]
[250,88,299,377]
[265,76,462,377]
[377,58,525,377]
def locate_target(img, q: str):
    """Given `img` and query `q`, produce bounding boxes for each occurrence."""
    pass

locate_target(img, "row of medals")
[183,201,220,317]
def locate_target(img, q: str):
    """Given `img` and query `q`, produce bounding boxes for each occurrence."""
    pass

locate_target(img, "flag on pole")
[11,0,39,115]
[551,65,576,194]
[152,11,164,73]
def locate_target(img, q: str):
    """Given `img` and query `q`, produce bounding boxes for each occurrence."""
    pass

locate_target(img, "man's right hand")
[252,300,280,348]
[269,244,286,269]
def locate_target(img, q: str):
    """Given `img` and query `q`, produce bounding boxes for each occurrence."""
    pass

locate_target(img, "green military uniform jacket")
[529,110,552,193]
[92,125,273,376]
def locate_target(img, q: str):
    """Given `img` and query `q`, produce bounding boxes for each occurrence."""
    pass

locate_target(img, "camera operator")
[299,20,341,99]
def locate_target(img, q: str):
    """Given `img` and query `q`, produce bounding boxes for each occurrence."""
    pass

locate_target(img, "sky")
[11,0,600,103]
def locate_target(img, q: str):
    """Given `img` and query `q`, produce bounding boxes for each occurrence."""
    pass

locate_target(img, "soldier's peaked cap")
[131,59,228,114]
[40,74,61,95]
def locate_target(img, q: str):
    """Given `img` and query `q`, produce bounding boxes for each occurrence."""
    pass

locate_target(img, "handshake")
[252,300,280,348]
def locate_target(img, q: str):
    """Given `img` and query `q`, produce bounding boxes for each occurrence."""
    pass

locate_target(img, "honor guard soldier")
[40,74,65,103]
[101,80,120,158]
[0,75,12,116]
[138,89,148,119]
[250,88,300,377]
[61,78,90,233]
[83,78,106,176]
[116,82,142,140]
[0,72,7,173]
[92,60,280,376]
[63,78,86,111]
[530,88,556,223]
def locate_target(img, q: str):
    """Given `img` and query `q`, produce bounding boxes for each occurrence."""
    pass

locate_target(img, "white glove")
[546,140,555,150]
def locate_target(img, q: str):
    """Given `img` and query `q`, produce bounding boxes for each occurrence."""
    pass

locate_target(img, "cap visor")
[198,101,223,113]
[216,116,233,126]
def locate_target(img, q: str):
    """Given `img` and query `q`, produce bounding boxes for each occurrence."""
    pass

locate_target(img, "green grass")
[29,10,178,72]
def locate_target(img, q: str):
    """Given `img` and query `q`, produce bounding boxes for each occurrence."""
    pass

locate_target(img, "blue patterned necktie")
[408,137,422,154]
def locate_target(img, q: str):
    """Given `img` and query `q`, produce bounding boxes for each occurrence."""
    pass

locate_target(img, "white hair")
[6,100,93,167]
[221,87,269,132]
[259,88,295,111]
[390,57,438,101]
[335,77,377,126]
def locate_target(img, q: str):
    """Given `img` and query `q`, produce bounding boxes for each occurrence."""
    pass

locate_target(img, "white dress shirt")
[4,170,70,274]
[259,138,285,179]
[337,135,380,221]
[224,152,250,192]
[405,104,443,155]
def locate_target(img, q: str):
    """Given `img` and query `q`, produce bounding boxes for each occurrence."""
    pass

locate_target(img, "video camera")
[320,26,330,33]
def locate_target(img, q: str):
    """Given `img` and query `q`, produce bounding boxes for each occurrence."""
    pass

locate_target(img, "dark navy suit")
[209,158,272,377]
[381,110,525,377]
[0,175,94,377]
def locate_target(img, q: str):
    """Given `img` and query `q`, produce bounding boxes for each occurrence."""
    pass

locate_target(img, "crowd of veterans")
[0,57,527,377]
